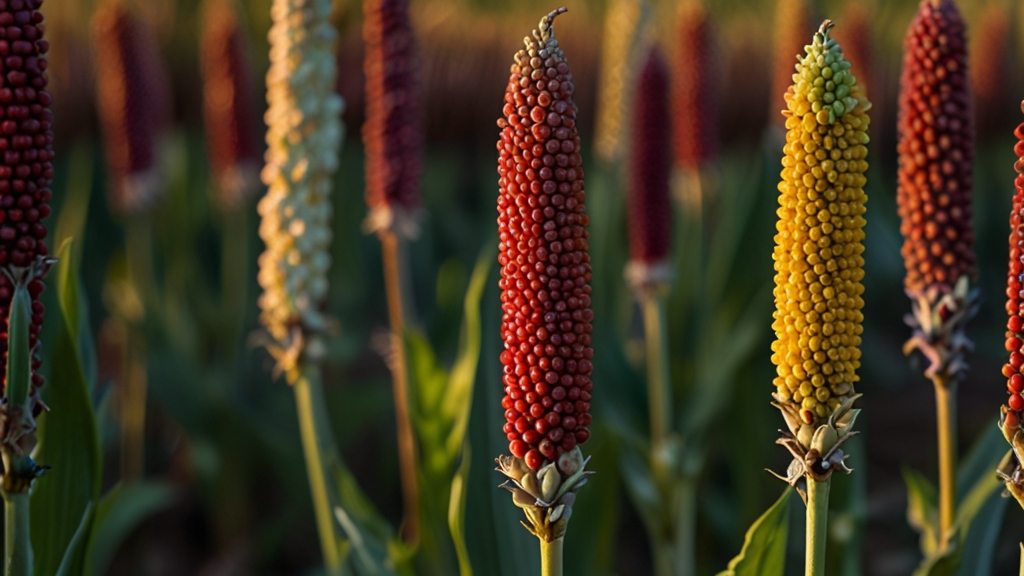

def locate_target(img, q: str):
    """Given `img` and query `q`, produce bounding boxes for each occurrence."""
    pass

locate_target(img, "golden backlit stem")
[932,374,956,549]
[641,292,672,462]
[806,478,830,576]
[540,536,564,576]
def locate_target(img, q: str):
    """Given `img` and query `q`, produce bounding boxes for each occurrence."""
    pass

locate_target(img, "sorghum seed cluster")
[1002,102,1024,430]
[896,0,974,293]
[672,0,717,171]
[771,23,869,426]
[497,8,594,471]
[770,0,812,123]
[0,0,52,401]
[628,49,671,267]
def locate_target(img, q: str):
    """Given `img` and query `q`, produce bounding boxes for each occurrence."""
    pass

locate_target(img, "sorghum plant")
[593,0,648,165]
[769,0,812,126]
[971,2,1011,138]
[0,0,54,571]
[672,0,717,174]
[897,0,976,542]
[201,0,260,210]
[999,101,1024,509]
[832,3,872,99]
[495,8,594,575]
[770,20,869,576]
[258,0,345,571]
[361,0,422,544]
[93,0,166,214]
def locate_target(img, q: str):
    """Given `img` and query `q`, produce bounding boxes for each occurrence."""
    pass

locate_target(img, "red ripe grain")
[628,48,672,266]
[497,17,593,469]
[363,0,421,212]
[896,0,975,293]
[672,0,717,170]
[1005,101,1024,428]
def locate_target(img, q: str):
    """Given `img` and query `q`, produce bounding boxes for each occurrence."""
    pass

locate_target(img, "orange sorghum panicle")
[672,0,717,171]
[93,0,168,214]
[769,0,812,125]
[896,0,974,294]
[201,0,261,209]
[771,22,869,427]
[1002,102,1024,433]
[497,8,594,471]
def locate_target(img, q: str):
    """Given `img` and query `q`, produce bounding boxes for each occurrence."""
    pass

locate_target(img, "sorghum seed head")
[93,0,168,214]
[1003,101,1024,434]
[257,0,344,381]
[770,0,813,125]
[362,0,422,237]
[896,0,974,294]
[594,0,648,164]
[497,7,594,470]
[672,0,717,171]
[627,48,671,267]
[0,0,52,401]
[971,3,1011,138]
[771,21,870,429]
[201,0,261,210]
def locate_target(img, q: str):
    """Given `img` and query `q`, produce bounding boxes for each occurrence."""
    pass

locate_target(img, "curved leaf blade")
[717,487,791,576]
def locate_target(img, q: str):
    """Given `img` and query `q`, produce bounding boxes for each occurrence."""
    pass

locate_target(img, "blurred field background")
[31,0,1024,573]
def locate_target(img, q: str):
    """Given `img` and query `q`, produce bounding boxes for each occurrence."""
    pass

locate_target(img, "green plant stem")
[1019,543,1023,576]
[221,207,249,354]
[294,363,344,576]
[806,477,830,576]
[379,230,420,545]
[675,478,697,576]
[932,374,956,549]
[641,292,672,462]
[3,490,31,576]
[120,326,147,483]
[540,537,564,576]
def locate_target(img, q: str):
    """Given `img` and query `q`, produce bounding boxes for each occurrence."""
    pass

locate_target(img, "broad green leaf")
[54,502,94,576]
[333,506,395,576]
[904,467,940,557]
[31,240,102,576]
[84,483,174,576]
[447,442,473,576]
[716,488,791,576]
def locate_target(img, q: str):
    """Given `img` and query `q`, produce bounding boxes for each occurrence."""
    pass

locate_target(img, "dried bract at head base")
[625,48,672,294]
[770,20,869,489]
[362,0,423,238]
[999,101,1024,510]
[897,0,978,383]
[257,0,344,383]
[93,0,169,214]
[672,0,717,172]
[496,9,595,513]
[201,0,261,210]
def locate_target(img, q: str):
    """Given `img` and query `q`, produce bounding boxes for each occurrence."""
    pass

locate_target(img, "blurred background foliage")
[27,0,1024,573]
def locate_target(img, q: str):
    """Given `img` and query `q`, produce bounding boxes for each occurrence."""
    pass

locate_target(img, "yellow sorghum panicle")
[257,0,344,361]
[594,0,649,164]
[771,21,869,427]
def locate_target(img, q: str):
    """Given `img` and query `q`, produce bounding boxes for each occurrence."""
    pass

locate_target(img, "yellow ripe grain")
[772,24,869,427]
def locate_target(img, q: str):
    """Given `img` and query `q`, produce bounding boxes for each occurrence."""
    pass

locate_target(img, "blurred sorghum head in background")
[93,0,170,215]
[201,0,261,211]
[672,0,717,173]
[896,0,974,295]
[361,0,422,238]
[769,0,813,127]
[593,0,648,165]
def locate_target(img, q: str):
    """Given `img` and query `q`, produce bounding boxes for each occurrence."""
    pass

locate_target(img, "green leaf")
[30,239,102,576]
[904,467,940,557]
[716,487,791,576]
[54,502,94,576]
[84,483,174,576]
[447,442,473,576]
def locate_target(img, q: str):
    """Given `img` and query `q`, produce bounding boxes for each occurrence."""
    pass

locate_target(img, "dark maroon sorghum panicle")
[628,48,671,267]
[496,8,594,471]
[93,0,166,214]
[362,0,421,234]
[672,0,717,171]
[201,0,260,209]
[0,0,54,401]
[897,0,974,294]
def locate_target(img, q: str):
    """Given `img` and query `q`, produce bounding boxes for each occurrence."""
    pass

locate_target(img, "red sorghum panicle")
[497,7,594,471]
[0,0,54,403]
[673,0,717,171]
[897,0,974,294]
[362,0,421,237]
[93,0,166,214]
[627,48,671,273]
[1003,102,1024,437]
[201,0,260,209]
[770,0,812,124]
